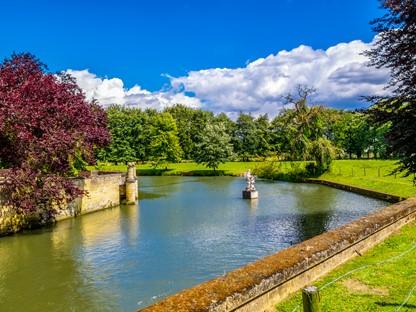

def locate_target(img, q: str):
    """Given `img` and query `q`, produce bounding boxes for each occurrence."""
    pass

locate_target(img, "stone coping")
[138,197,416,311]
[304,179,404,203]
[71,171,126,180]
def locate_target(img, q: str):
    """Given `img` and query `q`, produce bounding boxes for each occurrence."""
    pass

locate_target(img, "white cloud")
[67,36,390,118]
[67,69,126,105]
[170,37,390,115]
[66,69,203,110]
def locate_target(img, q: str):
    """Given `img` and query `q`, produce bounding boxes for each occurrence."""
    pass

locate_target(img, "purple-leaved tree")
[0,52,110,228]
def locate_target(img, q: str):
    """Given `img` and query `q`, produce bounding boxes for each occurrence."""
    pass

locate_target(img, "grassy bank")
[275,220,416,311]
[321,160,415,198]
[91,159,416,198]
[94,162,256,176]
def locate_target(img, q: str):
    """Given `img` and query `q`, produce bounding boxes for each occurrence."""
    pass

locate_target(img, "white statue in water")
[245,169,256,192]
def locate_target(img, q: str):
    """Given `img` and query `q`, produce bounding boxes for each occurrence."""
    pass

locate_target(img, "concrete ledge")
[138,197,416,312]
[304,179,405,203]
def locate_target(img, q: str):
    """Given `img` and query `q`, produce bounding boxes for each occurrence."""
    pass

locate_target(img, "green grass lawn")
[93,161,258,176]
[321,160,416,198]
[275,221,416,311]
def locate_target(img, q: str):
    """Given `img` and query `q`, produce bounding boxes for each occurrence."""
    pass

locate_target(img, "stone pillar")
[125,163,138,204]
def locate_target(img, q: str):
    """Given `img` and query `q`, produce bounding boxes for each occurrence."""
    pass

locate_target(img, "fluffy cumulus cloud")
[171,37,390,116]
[68,36,390,118]
[66,69,203,110]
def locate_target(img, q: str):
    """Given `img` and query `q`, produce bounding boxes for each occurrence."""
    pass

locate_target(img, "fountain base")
[242,190,258,199]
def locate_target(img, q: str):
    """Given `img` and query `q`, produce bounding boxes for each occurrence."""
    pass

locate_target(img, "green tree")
[149,112,183,165]
[342,112,370,159]
[213,112,236,134]
[195,123,235,173]
[233,112,258,161]
[98,105,152,163]
[102,105,136,163]
[367,122,390,159]
[275,86,336,171]
[254,114,272,159]
[164,104,195,160]
[164,104,214,160]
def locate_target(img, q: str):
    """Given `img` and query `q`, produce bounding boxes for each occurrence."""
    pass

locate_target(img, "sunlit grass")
[321,160,415,198]
[275,221,416,311]
[92,161,257,176]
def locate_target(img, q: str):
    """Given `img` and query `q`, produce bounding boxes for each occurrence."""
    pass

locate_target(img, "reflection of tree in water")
[292,184,339,244]
[0,218,120,311]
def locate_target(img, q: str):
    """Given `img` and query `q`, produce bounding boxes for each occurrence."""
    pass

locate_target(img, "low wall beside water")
[305,178,405,203]
[60,172,126,220]
[0,168,138,235]
[139,196,416,312]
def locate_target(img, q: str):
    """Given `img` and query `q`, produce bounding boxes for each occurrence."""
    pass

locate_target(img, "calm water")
[0,176,388,311]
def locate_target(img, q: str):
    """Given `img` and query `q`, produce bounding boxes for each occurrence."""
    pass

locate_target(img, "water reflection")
[292,184,337,243]
[0,223,119,311]
[0,177,388,311]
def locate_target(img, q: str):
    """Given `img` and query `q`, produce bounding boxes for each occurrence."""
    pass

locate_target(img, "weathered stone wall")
[0,171,131,233]
[59,173,126,220]
[305,179,404,202]
[139,197,416,312]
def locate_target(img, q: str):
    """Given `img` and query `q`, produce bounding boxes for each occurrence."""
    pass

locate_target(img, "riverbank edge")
[304,178,405,203]
[0,171,135,237]
[138,196,416,312]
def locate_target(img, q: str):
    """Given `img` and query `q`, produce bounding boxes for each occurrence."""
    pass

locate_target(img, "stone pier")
[125,162,138,204]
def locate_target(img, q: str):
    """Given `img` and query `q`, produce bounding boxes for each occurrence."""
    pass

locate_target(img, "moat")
[0,176,388,311]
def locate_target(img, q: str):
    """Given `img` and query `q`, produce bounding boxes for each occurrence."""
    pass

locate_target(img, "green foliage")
[195,123,235,172]
[272,85,337,171]
[98,95,392,166]
[0,214,41,235]
[252,161,316,182]
[149,112,183,166]
[232,112,273,161]
[233,112,258,161]
[164,104,216,160]
[98,104,152,163]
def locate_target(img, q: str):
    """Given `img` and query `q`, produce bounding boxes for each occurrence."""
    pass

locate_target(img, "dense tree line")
[97,92,391,168]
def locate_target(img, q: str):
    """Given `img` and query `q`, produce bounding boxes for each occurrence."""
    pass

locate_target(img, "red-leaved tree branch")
[0,52,110,228]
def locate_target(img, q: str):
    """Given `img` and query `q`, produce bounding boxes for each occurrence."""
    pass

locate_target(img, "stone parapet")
[304,179,404,203]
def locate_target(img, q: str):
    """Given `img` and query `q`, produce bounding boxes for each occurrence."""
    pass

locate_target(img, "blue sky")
[1,0,390,117]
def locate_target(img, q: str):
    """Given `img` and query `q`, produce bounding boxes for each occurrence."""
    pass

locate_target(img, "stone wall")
[305,179,405,203]
[0,170,137,234]
[139,197,416,312]
[59,172,126,220]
